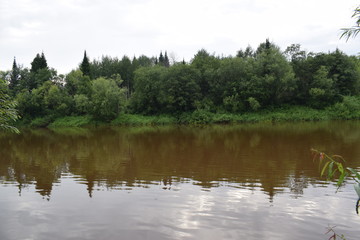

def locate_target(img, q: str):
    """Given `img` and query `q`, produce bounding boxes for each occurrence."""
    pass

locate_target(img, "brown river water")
[1,121,360,240]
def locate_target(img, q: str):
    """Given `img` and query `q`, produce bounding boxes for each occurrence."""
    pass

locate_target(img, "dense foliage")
[0,80,19,132]
[1,40,360,126]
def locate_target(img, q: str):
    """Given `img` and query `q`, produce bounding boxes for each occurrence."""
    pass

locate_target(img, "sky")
[1,0,360,74]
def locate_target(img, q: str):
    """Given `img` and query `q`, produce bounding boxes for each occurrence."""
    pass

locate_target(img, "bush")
[248,97,261,111]
[213,113,234,123]
[90,77,125,121]
[223,94,245,113]
[74,94,90,114]
[30,116,53,127]
[328,96,360,119]
[189,109,214,124]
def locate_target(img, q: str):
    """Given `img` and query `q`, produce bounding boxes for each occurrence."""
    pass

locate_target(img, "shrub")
[30,116,53,127]
[187,109,214,124]
[329,96,360,119]
[248,97,261,111]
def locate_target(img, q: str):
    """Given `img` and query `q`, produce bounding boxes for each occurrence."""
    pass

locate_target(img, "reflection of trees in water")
[0,122,360,200]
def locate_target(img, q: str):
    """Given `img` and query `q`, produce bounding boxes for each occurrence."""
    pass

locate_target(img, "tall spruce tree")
[30,52,48,73]
[265,38,271,50]
[28,52,50,89]
[164,51,170,67]
[158,51,164,66]
[9,57,20,93]
[40,52,48,69]
[80,51,91,77]
[31,54,42,73]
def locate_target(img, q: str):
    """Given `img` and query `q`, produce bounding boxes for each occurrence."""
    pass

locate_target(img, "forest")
[1,39,360,127]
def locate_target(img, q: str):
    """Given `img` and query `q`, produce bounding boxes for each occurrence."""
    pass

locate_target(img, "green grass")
[17,99,360,128]
[234,106,331,123]
[176,106,333,124]
[111,114,177,126]
[48,115,93,127]
[29,116,54,128]
[111,106,337,126]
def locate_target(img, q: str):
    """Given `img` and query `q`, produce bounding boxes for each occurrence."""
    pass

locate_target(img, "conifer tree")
[159,51,164,66]
[164,51,170,67]
[80,51,91,77]
[30,54,42,73]
[30,52,48,73]
[28,52,51,90]
[265,38,271,50]
[9,57,20,93]
[40,52,48,69]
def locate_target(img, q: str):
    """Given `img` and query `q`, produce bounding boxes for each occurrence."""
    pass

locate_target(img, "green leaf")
[328,162,334,178]
[321,161,330,177]
[347,167,360,181]
[337,172,348,187]
[337,162,344,174]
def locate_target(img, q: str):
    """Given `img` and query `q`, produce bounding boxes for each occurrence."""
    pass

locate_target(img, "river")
[1,121,360,239]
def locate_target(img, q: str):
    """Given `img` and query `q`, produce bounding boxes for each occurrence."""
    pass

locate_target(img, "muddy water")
[1,121,360,240]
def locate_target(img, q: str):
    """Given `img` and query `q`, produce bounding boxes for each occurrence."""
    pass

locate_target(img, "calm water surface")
[1,122,360,240]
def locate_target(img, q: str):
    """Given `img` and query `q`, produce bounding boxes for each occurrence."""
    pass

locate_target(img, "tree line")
[1,39,360,124]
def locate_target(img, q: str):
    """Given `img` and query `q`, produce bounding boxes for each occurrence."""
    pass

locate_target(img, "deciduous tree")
[131,66,167,114]
[89,77,125,121]
[254,41,296,106]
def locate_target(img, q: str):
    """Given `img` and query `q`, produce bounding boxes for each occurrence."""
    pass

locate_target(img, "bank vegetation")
[1,40,360,127]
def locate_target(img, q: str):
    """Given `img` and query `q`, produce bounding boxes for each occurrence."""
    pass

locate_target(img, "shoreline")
[15,105,360,128]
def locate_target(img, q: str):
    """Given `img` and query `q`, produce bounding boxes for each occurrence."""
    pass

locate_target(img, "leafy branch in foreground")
[340,6,360,41]
[312,149,360,188]
[312,148,360,215]
[0,80,20,133]
[312,149,359,239]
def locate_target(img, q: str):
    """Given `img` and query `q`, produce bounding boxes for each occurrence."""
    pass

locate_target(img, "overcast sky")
[1,0,360,74]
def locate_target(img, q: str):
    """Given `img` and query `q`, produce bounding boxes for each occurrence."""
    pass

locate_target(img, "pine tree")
[30,54,42,73]
[30,52,48,73]
[265,38,271,50]
[9,57,20,93]
[28,52,50,89]
[159,51,164,66]
[164,51,170,67]
[40,52,48,69]
[80,51,91,77]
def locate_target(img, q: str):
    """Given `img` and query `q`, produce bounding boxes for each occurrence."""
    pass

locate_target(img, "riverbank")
[17,104,360,128]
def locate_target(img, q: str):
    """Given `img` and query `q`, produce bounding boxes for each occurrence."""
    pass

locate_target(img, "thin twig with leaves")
[312,149,360,189]
[340,6,360,41]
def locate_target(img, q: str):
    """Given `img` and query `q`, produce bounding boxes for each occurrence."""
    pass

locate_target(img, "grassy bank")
[49,115,94,127]
[176,106,333,124]
[111,114,177,126]
[18,104,358,128]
